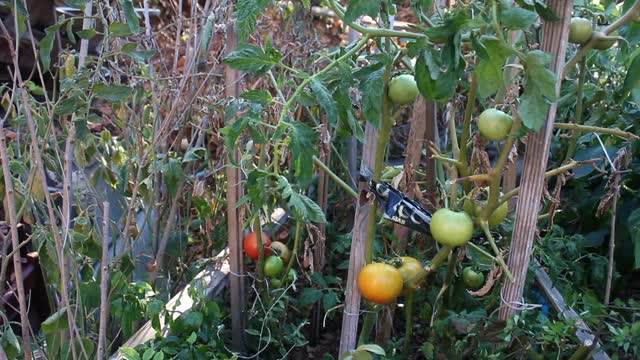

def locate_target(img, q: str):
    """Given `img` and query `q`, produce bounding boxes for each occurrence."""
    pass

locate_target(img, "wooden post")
[224,22,246,352]
[339,125,378,355]
[498,0,573,320]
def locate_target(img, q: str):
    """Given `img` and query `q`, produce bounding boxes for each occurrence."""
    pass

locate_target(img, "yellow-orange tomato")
[398,257,427,292]
[358,263,403,304]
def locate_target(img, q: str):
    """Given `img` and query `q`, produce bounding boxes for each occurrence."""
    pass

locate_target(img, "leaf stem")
[313,155,358,199]
[564,58,587,162]
[556,122,639,141]
[279,219,303,285]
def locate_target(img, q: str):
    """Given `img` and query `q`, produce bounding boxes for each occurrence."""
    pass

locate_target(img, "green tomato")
[569,17,593,45]
[592,33,617,50]
[463,193,509,228]
[388,74,419,105]
[263,255,284,278]
[430,208,474,247]
[270,278,282,288]
[462,267,485,289]
[478,108,513,142]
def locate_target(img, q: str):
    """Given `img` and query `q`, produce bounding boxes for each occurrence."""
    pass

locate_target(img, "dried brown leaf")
[468,265,502,297]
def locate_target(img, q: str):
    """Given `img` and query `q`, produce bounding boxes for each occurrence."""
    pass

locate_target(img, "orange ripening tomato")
[358,263,403,304]
[243,231,272,260]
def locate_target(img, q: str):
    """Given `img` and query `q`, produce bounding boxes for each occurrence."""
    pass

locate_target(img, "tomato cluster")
[243,231,294,287]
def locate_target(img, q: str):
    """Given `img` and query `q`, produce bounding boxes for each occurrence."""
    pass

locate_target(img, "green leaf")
[415,50,437,100]
[76,28,98,39]
[235,0,270,41]
[143,348,155,360]
[277,176,326,223]
[288,121,319,186]
[623,54,640,95]
[39,24,61,71]
[518,86,548,131]
[42,307,69,335]
[523,50,557,101]
[500,7,538,30]
[119,347,142,360]
[122,0,141,35]
[628,208,640,269]
[109,22,133,37]
[476,36,510,98]
[223,44,282,76]
[298,288,324,307]
[162,158,184,198]
[310,78,339,127]
[241,89,274,104]
[355,62,385,128]
[344,0,382,25]
[93,83,132,101]
[356,344,386,355]
[219,117,249,165]
[352,350,373,360]
[186,331,198,344]
[322,291,339,312]
[121,43,157,62]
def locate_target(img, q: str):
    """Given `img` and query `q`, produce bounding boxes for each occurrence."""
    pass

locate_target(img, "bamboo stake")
[498,0,573,320]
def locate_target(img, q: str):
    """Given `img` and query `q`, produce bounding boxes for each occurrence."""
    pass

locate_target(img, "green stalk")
[279,219,302,285]
[448,102,460,210]
[313,155,358,199]
[564,58,587,163]
[458,72,477,179]
[402,292,415,356]
[480,221,513,281]
[357,311,378,346]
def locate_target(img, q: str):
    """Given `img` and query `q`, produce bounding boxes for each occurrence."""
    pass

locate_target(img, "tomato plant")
[477,108,513,142]
[358,263,403,305]
[569,17,593,44]
[388,74,419,105]
[462,267,485,289]
[430,209,474,247]
[263,255,284,278]
[397,257,427,292]
[243,231,272,260]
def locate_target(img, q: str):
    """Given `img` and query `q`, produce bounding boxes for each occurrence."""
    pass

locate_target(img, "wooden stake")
[498,0,573,320]
[224,21,247,353]
[339,125,378,355]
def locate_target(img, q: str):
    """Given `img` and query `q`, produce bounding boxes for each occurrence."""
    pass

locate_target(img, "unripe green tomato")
[463,196,509,228]
[263,255,284,278]
[270,278,282,288]
[429,208,474,247]
[478,109,513,142]
[569,17,593,45]
[592,33,617,50]
[462,267,485,289]
[388,74,419,105]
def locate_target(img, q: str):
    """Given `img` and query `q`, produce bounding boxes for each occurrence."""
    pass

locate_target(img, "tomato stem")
[564,57,586,163]
[279,219,302,285]
[479,221,513,281]
[313,155,358,199]
[402,291,415,356]
[458,71,477,181]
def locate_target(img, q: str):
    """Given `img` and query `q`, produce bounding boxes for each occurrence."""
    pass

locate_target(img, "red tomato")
[243,231,272,260]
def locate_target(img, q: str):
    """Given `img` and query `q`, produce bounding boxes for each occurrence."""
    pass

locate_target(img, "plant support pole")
[498,0,573,320]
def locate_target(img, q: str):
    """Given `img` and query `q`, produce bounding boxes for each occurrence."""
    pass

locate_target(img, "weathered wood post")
[224,18,247,352]
[498,0,573,320]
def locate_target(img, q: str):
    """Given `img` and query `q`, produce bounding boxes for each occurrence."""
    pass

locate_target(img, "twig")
[97,202,110,360]
[0,121,30,359]
[556,123,639,140]
[604,173,621,306]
